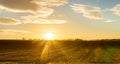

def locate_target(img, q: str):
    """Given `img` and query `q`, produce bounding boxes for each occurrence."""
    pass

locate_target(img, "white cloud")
[22,17,67,24]
[38,0,68,6]
[0,0,55,17]
[0,0,67,16]
[0,29,31,34]
[104,19,115,23]
[112,4,120,16]
[21,12,67,24]
[0,0,68,25]
[0,18,21,25]
[71,4,103,20]
[32,7,54,17]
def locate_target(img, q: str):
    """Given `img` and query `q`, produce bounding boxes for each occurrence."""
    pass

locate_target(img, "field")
[0,39,120,64]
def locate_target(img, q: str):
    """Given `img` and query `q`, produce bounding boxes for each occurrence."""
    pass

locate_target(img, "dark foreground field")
[0,39,120,64]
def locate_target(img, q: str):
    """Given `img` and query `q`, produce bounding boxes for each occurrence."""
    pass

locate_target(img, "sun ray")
[40,41,49,61]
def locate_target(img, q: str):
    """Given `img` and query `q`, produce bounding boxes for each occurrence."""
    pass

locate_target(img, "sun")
[44,33,54,40]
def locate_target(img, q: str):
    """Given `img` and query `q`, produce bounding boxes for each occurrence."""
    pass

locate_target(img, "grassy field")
[0,39,120,64]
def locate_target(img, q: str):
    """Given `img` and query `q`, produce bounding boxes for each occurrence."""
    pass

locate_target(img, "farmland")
[0,40,120,64]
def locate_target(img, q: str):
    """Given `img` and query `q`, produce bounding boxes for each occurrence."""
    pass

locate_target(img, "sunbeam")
[40,41,50,61]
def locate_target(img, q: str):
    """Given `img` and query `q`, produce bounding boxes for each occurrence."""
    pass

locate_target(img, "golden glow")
[44,33,54,40]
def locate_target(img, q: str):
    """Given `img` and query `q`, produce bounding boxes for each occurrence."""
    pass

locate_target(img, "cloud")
[38,0,68,6]
[22,16,67,24]
[112,4,120,16]
[30,7,54,18]
[0,0,67,16]
[0,18,21,25]
[0,0,40,12]
[104,19,115,23]
[0,29,31,34]
[0,0,68,24]
[71,4,103,20]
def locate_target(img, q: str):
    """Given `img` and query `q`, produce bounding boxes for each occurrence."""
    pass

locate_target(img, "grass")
[0,39,120,64]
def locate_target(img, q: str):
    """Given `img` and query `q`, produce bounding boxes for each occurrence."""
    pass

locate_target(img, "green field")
[0,40,120,64]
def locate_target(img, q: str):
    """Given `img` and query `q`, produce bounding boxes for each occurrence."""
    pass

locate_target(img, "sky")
[0,0,120,40]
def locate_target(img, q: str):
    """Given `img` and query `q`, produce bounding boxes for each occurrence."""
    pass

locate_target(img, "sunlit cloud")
[0,0,68,25]
[0,0,67,14]
[112,4,120,16]
[0,29,31,34]
[34,19,67,24]
[0,0,54,17]
[21,7,54,18]
[0,18,21,25]
[34,7,54,17]
[71,4,103,20]
[38,0,68,6]
[22,18,67,24]
[21,13,67,24]
[0,0,40,12]
[104,19,115,23]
